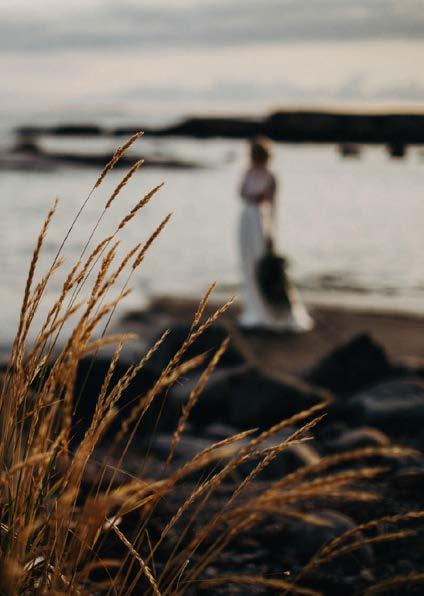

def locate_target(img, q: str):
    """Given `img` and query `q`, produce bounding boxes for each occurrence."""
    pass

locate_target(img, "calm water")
[1,133,424,346]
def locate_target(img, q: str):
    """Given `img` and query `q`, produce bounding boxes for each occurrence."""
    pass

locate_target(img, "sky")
[2,0,424,121]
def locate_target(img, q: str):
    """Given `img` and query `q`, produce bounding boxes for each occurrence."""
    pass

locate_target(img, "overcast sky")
[2,0,424,119]
[2,0,424,50]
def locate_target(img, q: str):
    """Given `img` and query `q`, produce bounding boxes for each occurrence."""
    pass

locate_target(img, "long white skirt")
[239,203,313,332]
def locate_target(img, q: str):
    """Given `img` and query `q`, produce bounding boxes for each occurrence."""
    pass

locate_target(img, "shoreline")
[1,293,423,368]
[303,289,424,318]
[4,292,423,591]
[119,295,424,376]
[16,108,424,145]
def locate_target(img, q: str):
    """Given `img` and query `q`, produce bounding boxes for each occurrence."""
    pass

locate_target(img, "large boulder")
[228,369,321,430]
[391,467,424,500]
[344,379,424,436]
[172,365,321,431]
[151,425,320,481]
[146,324,245,376]
[305,334,400,396]
[171,366,243,428]
[72,325,243,446]
[72,355,177,445]
[282,510,373,568]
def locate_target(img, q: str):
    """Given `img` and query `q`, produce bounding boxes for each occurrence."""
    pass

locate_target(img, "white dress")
[239,168,313,332]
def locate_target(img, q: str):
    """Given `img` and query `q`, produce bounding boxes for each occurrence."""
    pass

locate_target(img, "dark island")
[17,109,424,147]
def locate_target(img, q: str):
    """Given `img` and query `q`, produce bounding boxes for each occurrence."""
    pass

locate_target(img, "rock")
[227,368,320,430]
[171,366,244,428]
[254,429,320,478]
[150,432,247,481]
[18,111,424,144]
[277,510,373,570]
[204,422,242,440]
[172,365,320,431]
[115,116,262,140]
[391,467,424,500]
[305,333,400,396]
[151,426,320,481]
[72,355,178,445]
[265,110,424,144]
[228,426,321,479]
[345,379,424,436]
[151,434,232,478]
[26,151,200,171]
[16,124,104,136]
[146,324,245,376]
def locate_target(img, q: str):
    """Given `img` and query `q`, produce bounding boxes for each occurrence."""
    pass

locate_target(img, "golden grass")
[0,134,422,595]
[287,509,424,594]
[364,573,424,594]
[167,337,230,464]
[197,574,321,595]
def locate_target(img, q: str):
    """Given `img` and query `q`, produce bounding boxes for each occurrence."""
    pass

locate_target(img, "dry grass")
[0,134,422,595]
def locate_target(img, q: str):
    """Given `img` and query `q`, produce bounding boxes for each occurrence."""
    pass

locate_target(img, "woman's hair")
[250,136,271,165]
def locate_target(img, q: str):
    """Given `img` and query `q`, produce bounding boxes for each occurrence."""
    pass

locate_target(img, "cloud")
[0,0,423,52]
[123,75,424,106]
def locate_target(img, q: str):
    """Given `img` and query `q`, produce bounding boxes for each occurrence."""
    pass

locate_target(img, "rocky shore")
[1,137,206,172]
[66,299,424,594]
[17,109,424,145]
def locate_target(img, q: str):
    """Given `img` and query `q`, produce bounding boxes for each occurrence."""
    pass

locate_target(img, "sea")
[0,112,424,349]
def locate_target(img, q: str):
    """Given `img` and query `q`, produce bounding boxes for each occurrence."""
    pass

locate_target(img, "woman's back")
[240,166,276,204]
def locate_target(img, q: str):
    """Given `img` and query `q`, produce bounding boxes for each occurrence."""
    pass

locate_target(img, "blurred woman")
[238,137,313,331]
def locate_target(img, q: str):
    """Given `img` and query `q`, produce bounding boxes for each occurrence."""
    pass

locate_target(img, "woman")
[238,137,313,332]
